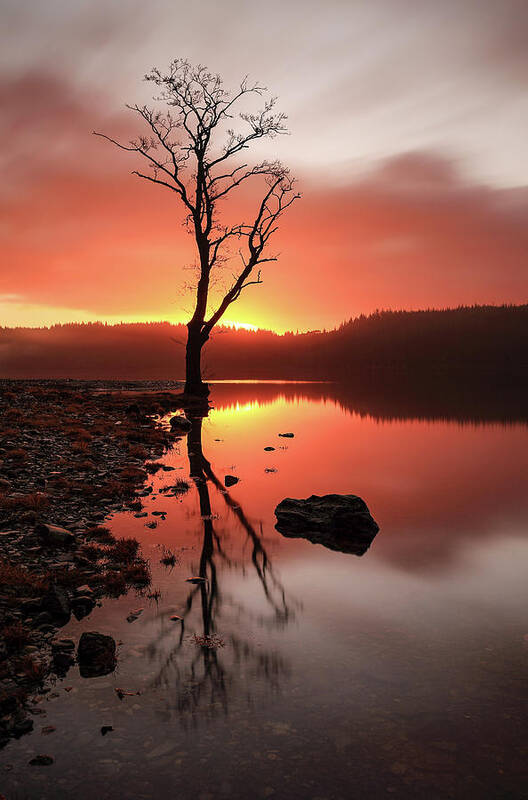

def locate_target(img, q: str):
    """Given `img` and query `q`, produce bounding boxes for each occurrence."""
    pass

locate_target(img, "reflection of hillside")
[210,375,528,425]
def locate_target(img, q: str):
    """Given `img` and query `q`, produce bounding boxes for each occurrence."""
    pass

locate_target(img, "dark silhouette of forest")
[1,304,527,383]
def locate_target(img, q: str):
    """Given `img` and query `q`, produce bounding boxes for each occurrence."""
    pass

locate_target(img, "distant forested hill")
[1,304,527,381]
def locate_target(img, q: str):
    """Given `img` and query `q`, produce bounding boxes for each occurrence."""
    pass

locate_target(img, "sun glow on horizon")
[220,320,260,332]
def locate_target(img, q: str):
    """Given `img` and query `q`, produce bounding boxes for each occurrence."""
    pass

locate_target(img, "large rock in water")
[77,632,116,678]
[274,494,379,556]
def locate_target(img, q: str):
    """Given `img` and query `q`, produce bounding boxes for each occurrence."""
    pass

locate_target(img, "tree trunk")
[184,324,209,397]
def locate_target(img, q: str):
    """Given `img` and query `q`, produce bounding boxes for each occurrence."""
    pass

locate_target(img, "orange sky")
[1,1,528,332]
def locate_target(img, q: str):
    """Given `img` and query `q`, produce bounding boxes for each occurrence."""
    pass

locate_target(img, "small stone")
[41,726,56,735]
[74,585,94,597]
[224,475,239,487]
[29,755,53,766]
[51,638,75,652]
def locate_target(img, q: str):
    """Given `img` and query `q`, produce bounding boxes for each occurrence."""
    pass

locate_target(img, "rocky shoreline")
[0,380,185,748]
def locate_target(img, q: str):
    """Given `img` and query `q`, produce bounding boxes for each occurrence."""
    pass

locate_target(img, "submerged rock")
[274,494,379,556]
[77,631,116,678]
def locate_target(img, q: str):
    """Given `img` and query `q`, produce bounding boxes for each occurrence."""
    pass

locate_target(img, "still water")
[3,383,528,799]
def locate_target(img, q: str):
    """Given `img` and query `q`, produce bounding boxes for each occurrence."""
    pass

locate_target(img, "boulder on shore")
[35,523,75,547]
[274,494,379,556]
[77,632,116,678]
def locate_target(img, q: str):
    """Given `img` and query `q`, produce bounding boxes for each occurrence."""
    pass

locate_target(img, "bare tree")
[94,59,300,397]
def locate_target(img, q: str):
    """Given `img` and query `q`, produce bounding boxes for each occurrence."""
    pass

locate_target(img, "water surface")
[3,382,528,799]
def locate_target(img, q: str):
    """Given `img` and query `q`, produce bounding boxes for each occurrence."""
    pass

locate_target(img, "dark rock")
[52,649,75,672]
[19,510,38,524]
[35,523,75,547]
[101,725,114,736]
[224,475,239,487]
[29,754,54,766]
[71,595,95,620]
[51,638,75,653]
[264,446,275,451]
[275,494,379,556]
[74,585,94,597]
[169,414,192,433]
[0,689,19,715]
[38,623,56,634]
[126,608,143,623]
[13,718,34,737]
[20,597,43,614]
[145,462,164,473]
[33,612,53,627]
[42,585,70,624]
[77,631,116,678]
[278,432,295,438]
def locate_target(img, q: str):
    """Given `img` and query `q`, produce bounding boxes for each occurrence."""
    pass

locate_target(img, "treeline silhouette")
[1,304,527,382]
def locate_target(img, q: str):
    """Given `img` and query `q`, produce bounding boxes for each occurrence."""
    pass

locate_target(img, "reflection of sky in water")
[4,385,528,800]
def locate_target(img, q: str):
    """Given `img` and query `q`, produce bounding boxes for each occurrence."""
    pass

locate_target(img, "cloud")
[1,99,527,333]
[1,0,528,185]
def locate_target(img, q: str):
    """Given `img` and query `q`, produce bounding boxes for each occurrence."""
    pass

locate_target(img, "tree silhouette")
[95,59,300,397]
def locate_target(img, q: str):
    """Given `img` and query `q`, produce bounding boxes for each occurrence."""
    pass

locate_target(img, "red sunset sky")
[1,0,527,333]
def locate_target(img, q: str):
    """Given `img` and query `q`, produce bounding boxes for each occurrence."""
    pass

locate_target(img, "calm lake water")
[3,382,528,799]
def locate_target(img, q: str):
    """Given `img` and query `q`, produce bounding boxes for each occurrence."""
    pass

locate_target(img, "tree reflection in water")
[147,408,297,721]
